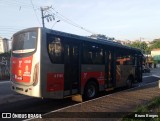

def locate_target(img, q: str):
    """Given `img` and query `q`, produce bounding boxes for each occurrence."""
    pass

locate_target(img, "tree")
[126,41,149,54]
[149,39,160,50]
[141,42,148,53]
[127,41,141,49]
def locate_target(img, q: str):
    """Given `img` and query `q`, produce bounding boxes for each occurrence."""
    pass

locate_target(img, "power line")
[51,20,60,29]
[0,1,33,8]
[0,0,97,35]
[49,7,96,35]
[30,0,41,26]
[0,26,28,38]
[0,27,27,32]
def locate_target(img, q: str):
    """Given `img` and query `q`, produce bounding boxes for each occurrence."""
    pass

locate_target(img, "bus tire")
[83,81,98,100]
[126,77,133,88]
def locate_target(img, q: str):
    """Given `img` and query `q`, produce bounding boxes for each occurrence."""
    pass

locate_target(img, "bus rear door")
[63,42,80,96]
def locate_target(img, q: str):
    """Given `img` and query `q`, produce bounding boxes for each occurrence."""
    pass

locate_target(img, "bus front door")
[64,43,80,96]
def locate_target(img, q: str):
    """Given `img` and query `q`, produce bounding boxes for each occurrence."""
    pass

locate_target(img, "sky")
[0,0,160,41]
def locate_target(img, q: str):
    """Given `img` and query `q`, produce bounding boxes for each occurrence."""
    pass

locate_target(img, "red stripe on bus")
[81,72,105,87]
[47,73,64,92]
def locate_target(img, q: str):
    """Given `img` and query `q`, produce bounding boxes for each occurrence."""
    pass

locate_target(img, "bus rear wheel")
[84,81,98,100]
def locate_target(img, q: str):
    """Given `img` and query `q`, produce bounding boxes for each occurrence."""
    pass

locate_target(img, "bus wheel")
[126,78,132,88]
[84,81,98,100]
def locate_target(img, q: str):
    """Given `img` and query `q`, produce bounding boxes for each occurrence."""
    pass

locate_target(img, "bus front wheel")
[83,81,98,100]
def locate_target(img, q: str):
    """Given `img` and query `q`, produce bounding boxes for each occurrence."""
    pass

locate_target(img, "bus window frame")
[12,29,38,58]
[82,42,105,65]
[46,33,65,64]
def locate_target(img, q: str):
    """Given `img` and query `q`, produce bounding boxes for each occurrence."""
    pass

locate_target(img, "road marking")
[143,76,151,78]
[143,75,160,78]
[0,81,10,84]
[152,75,160,78]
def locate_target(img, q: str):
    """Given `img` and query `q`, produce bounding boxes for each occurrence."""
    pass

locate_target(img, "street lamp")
[51,20,60,29]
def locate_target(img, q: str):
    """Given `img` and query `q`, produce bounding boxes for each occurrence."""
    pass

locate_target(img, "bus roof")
[44,28,142,55]
[13,27,142,55]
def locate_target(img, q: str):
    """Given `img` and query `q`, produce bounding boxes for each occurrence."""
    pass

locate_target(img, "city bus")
[11,27,143,100]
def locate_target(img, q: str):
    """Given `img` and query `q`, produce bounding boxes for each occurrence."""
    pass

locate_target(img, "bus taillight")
[33,63,39,86]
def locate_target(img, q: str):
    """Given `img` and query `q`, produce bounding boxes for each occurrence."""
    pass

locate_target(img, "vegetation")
[127,41,149,54]
[123,97,160,121]
[88,35,160,55]
[127,39,160,54]
[150,39,160,50]
[89,34,160,55]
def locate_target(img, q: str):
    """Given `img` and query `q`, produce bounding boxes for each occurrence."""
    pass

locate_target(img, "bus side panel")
[81,65,105,94]
[47,73,64,92]
[40,29,64,99]
[116,65,135,87]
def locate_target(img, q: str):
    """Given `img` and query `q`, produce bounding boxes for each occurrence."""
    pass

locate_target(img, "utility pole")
[140,37,143,54]
[40,6,54,28]
[41,7,45,28]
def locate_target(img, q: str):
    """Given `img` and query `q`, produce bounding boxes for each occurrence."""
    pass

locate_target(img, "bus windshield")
[12,31,37,54]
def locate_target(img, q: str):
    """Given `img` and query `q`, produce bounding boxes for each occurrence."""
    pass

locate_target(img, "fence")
[0,53,10,80]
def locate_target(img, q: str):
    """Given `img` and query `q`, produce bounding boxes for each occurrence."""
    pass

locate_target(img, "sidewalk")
[40,82,160,121]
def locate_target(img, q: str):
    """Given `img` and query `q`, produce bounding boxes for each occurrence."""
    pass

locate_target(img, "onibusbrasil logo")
[1,113,42,119]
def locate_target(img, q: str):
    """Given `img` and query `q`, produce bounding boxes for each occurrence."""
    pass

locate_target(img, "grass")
[122,97,160,121]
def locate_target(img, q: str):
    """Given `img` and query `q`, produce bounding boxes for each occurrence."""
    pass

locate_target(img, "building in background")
[151,49,160,56]
[8,38,12,51]
[0,37,10,53]
[151,49,160,67]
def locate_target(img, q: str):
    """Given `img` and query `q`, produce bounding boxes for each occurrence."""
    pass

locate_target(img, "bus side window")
[92,47,104,64]
[82,44,104,64]
[82,44,93,64]
[116,53,124,65]
[116,51,134,65]
[47,34,64,64]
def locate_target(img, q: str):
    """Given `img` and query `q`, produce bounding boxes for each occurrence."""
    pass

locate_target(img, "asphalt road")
[143,67,160,77]
[0,68,159,118]
[0,81,13,96]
